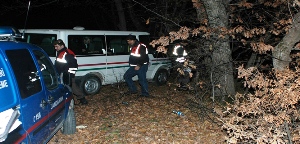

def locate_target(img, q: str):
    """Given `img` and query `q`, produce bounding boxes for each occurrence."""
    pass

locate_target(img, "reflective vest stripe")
[173,45,187,56]
[130,43,148,57]
[56,50,78,74]
[176,57,185,62]
[130,62,148,66]
[68,68,78,74]
[56,53,67,63]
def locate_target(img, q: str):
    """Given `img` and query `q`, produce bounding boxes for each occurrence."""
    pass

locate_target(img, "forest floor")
[48,81,225,144]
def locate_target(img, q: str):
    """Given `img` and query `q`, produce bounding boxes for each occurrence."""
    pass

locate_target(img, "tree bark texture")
[114,0,127,31]
[272,12,300,70]
[201,0,236,96]
[194,0,207,25]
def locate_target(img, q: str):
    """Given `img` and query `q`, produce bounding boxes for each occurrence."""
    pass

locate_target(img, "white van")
[20,27,171,95]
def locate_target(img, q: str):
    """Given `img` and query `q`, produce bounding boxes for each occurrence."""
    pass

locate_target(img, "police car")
[0,26,76,144]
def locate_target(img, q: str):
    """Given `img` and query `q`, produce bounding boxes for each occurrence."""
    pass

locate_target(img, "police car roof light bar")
[0,27,22,41]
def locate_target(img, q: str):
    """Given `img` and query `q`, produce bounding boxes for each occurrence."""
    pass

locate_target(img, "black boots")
[79,97,88,105]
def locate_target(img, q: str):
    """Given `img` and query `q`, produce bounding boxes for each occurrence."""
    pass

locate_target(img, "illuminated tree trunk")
[201,0,236,97]
[272,12,300,70]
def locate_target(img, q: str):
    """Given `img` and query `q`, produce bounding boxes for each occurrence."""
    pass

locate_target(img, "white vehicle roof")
[20,27,149,36]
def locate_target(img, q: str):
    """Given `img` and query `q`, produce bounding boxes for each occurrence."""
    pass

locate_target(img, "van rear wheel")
[154,69,168,86]
[81,74,101,95]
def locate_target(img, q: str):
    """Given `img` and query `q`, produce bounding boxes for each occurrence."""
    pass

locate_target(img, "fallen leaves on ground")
[49,82,225,144]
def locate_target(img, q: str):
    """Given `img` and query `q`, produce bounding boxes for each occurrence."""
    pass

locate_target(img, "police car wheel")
[81,74,101,95]
[62,109,76,135]
[154,69,168,86]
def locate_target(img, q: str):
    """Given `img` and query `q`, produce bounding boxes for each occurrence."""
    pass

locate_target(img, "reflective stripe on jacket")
[128,42,149,67]
[173,44,187,56]
[130,43,148,57]
[55,48,78,74]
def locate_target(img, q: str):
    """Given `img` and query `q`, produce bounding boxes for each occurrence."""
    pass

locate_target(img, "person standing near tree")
[172,41,188,62]
[172,41,190,90]
[123,35,151,97]
[53,39,88,105]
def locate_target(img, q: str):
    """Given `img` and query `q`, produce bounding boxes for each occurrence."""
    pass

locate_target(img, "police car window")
[6,49,42,99]
[33,50,59,90]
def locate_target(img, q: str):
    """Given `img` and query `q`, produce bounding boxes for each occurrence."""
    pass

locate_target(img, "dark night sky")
[0,3,115,30]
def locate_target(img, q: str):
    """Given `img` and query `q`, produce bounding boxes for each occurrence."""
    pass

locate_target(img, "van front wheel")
[154,69,168,86]
[81,75,101,95]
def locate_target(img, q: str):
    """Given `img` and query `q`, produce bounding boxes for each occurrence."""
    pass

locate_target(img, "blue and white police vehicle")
[0,26,76,144]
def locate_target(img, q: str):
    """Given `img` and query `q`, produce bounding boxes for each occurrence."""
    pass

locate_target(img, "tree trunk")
[272,12,300,70]
[194,0,207,25]
[126,1,146,31]
[114,0,127,31]
[201,0,236,97]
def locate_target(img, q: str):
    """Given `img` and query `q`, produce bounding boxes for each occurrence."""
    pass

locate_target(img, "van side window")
[33,50,59,90]
[6,49,42,99]
[92,37,104,54]
[139,35,150,49]
[106,36,129,55]
[152,48,168,58]
[40,38,55,56]
[21,34,57,57]
[68,35,106,55]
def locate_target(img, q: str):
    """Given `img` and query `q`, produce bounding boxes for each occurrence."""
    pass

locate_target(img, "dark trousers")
[62,72,85,99]
[124,64,149,96]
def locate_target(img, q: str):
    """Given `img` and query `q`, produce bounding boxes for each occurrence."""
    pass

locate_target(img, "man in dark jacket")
[123,35,150,97]
[53,39,88,105]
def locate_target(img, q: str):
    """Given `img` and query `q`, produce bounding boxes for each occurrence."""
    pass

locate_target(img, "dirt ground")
[48,82,225,144]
